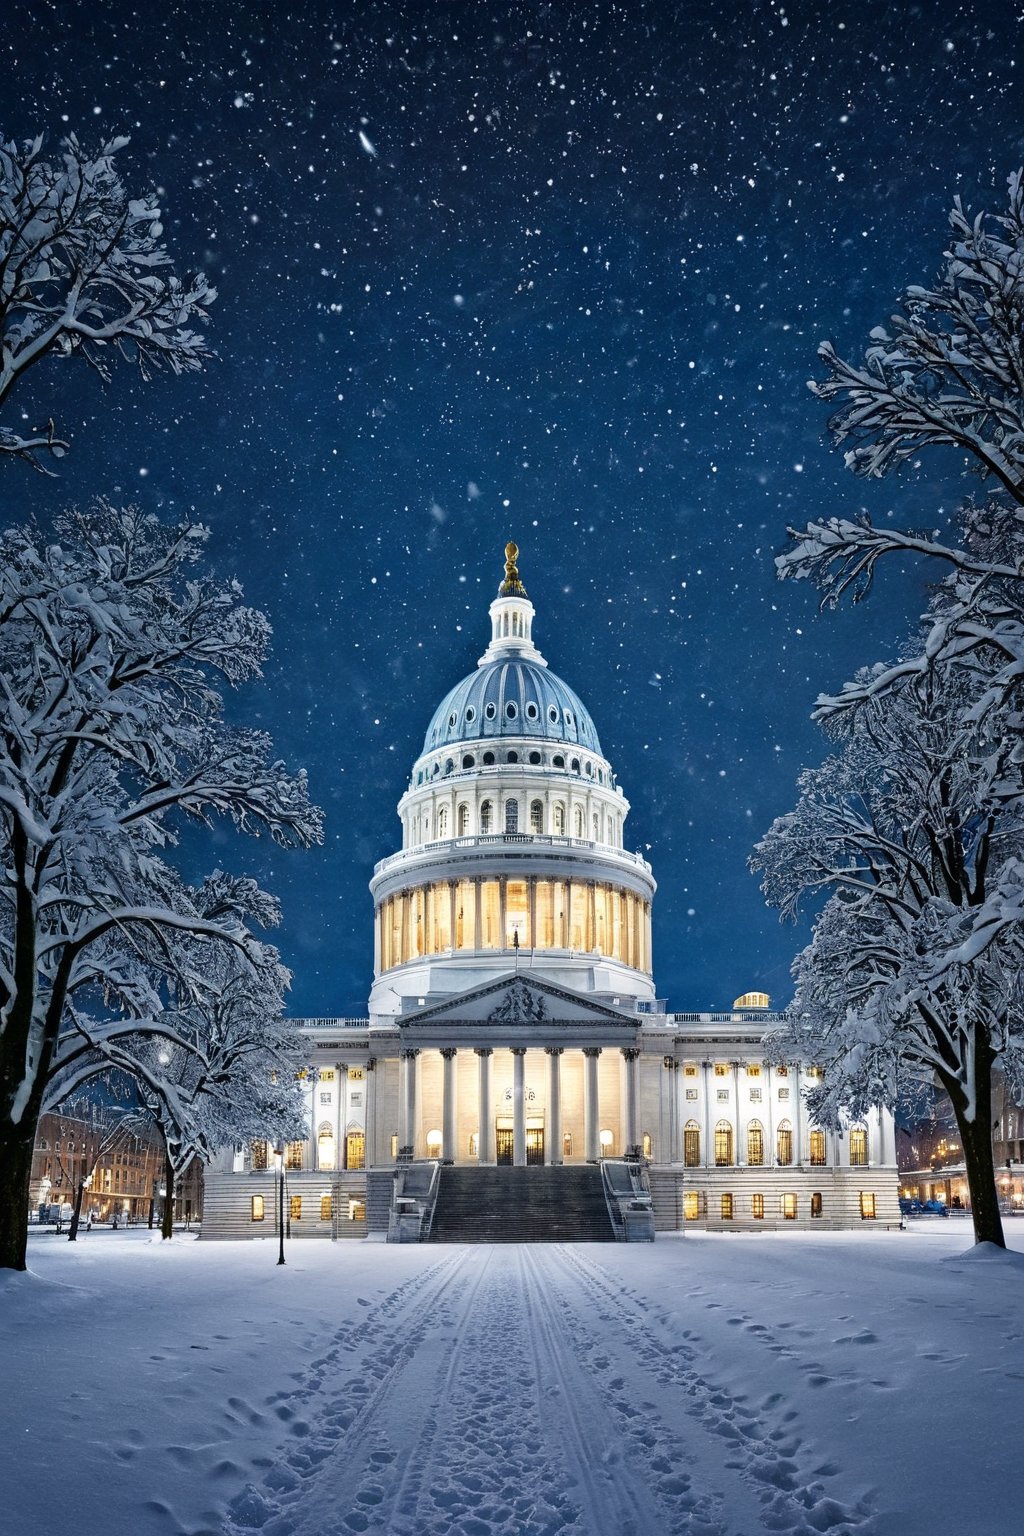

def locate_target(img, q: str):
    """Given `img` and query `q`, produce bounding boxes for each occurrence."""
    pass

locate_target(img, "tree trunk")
[946,1058,1005,1248]
[0,1121,34,1270]
[161,1150,174,1240]
[68,1176,85,1242]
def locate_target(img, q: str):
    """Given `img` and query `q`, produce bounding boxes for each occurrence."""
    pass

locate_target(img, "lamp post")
[273,1140,286,1266]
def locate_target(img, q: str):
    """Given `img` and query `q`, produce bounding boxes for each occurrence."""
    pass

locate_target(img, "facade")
[202,544,900,1239]
[898,1078,1024,1217]
[30,1111,203,1226]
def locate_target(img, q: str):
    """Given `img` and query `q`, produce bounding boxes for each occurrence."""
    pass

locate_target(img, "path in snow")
[224,1245,871,1536]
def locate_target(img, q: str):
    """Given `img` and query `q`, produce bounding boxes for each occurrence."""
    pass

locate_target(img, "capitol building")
[203,545,899,1241]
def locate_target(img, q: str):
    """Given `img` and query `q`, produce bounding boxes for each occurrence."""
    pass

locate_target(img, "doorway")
[495,1126,545,1165]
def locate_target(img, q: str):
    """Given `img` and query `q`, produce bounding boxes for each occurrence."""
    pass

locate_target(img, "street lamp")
[272,1140,286,1266]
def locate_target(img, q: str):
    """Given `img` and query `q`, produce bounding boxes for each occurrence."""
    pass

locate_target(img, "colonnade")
[396,1043,641,1167]
[376,876,651,973]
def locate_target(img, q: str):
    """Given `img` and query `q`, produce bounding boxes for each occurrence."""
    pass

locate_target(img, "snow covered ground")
[2,1222,1022,1536]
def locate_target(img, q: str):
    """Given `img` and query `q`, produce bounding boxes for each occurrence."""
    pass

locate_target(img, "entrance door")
[496,1128,514,1165]
[526,1128,544,1165]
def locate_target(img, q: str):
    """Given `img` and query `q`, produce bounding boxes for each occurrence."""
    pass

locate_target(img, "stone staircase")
[428,1165,616,1243]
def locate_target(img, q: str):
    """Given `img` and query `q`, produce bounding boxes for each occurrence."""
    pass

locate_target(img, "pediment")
[399,973,635,1027]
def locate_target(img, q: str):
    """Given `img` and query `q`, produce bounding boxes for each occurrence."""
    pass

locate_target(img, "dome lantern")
[478,539,546,668]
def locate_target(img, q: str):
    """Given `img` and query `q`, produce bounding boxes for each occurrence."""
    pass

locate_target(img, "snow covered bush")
[0,132,214,469]
[0,502,323,1269]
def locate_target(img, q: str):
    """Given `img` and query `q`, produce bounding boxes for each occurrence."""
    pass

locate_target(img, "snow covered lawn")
[2,1222,1021,1536]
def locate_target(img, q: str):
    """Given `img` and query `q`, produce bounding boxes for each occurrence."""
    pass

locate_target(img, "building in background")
[31,1111,203,1226]
[203,545,900,1240]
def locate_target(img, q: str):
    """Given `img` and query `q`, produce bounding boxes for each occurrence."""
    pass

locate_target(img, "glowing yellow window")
[860,1191,876,1220]
[683,1191,700,1221]
[290,1195,302,1221]
[320,1195,332,1222]
[720,1193,734,1220]
[751,1193,764,1219]
[250,1195,265,1222]
[746,1064,761,1078]
[714,1064,729,1077]
[684,1065,698,1078]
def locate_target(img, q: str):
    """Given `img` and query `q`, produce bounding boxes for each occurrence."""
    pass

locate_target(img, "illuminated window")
[562,1132,573,1157]
[426,1129,443,1155]
[468,1133,479,1158]
[349,1068,363,1081]
[860,1191,876,1220]
[809,1129,826,1166]
[746,1122,764,1166]
[684,1064,698,1078]
[714,1121,733,1166]
[746,1064,761,1078]
[683,1191,700,1221]
[776,1122,793,1166]
[776,1065,788,1077]
[642,1132,653,1158]
[250,1141,268,1172]
[320,1069,335,1083]
[684,1121,701,1167]
[811,1191,823,1219]
[751,1193,764,1219]
[286,1141,304,1171]
[347,1131,365,1170]
[317,1125,336,1171]
[850,1128,868,1166]
[781,1193,797,1220]
[290,1195,302,1222]
[714,1063,729,1077]
[721,1193,734,1220]
[320,1195,332,1222]
[390,1134,399,1158]
[250,1195,265,1222]
[599,1128,615,1153]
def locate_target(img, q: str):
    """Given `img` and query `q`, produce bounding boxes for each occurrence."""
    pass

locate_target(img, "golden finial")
[498,539,527,597]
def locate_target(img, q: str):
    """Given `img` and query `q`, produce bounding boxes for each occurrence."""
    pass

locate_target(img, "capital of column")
[621,1047,641,1062]
[663,1056,678,1071]
[335,1061,348,1073]
[510,1046,527,1057]
[366,1057,376,1072]
[544,1046,564,1057]
[474,1047,493,1059]
[440,1047,458,1060]
[583,1046,602,1059]
[400,1048,420,1062]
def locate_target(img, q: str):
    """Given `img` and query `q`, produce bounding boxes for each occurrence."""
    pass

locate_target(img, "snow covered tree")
[752,667,1024,1247]
[777,170,1024,728]
[0,502,322,1269]
[0,132,214,470]
[760,170,1024,1244]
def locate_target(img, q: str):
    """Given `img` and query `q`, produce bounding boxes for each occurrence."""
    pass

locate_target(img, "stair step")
[428,1166,615,1243]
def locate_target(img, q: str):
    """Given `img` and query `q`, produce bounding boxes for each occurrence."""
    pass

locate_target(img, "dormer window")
[465,706,476,723]
[571,758,580,773]
[485,702,496,720]
[525,702,538,720]
[564,710,574,727]
[528,751,541,764]
[483,751,495,765]
[462,754,475,769]
[505,701,518,719]
[548,705,558,724]
[552,754,565,769]
[448,713,457,729]
[506,751,519,764]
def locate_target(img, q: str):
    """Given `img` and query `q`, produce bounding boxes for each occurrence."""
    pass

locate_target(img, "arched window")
[553,803,566,835]
[530,800,544,833]
[684,1121,701,1167]
[505,800,519,834]
[714,1120,733,1166]
[505,701,518,720]
[346,1131,365,1170]
[592,813,599,840]
[528,750,541,764]
[746,1121,764,1166]
[574,806,584,838]
[462,754,475,770]
[562,1132,573,1157]
[483,751,495,765]
[457,803,469,837]
[317,1124,336,1171]
[642,1132,653,1158]
[571,757,580,773]
[552,754,565,768]
[443,759,454,776]
[776,1120,793,1166]
[480,801,493,833]
[809,1129,826,1166]
[437,806,448,838]
[849,1127,868,1166]
[506,751,519,763]
[425,1128,443,1155]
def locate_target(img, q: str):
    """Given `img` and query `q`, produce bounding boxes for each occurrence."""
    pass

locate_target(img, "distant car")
[899,1198,922,1215]
[921,1199,949,1216]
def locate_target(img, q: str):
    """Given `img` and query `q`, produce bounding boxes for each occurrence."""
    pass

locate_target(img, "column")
[528,877,537,951]
[400,1048,419,1155]
[564,877,573,949]
[880,1106,897,1167]
[664,1057,678,1163]
[365,1058,377,1168]
[765,1064,776,1168]
[587,882,597,951]
[584,1046,601,1162]
[499,876,508,951]
[336,1062,348,1170]
[449,881,458,953]
[674,1058,687,1163]
[306,1076,317,1170]
[702,1062,713,1167]
[474,879,483,952]
[476,1049,494,1164]
[622,1047,640,1153]
[511,1047,527,1166]
[400,893,410,966]
[733,1061,745,1165]
[791,1064,804,1165]
[441,1048,457,1163]
[545,1047,563,1165]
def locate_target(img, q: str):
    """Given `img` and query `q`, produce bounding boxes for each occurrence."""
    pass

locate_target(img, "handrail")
[373,833,653,877]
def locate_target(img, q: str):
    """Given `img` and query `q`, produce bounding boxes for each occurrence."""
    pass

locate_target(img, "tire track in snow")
[558,1248,874,1536]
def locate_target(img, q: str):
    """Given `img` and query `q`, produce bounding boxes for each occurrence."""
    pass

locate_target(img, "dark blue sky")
[5,1,1023,1013]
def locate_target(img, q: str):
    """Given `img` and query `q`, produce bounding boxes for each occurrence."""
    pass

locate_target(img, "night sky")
[4,1,1023,1015]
